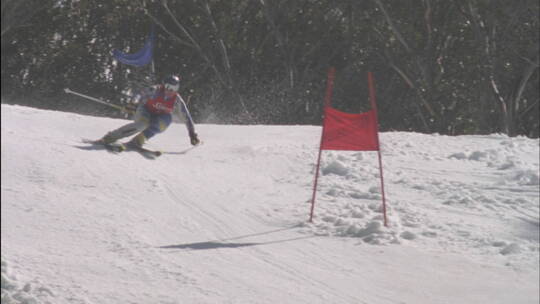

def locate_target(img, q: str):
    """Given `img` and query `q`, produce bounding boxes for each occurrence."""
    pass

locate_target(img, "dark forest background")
[1,0,538,137]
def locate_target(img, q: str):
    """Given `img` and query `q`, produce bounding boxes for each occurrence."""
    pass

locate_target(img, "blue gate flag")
[113,29,154,67]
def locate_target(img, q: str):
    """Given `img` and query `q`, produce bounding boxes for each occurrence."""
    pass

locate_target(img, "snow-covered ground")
[1,104,539,304]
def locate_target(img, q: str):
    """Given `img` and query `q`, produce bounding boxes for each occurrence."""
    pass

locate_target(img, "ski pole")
[64,88,134,114]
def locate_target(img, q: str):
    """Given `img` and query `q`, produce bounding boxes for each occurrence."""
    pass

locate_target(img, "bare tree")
[140,0,249,115]
[456,0,539,135]
[372,0,460,132]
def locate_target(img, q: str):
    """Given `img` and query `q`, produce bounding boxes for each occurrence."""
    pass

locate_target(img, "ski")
[125,144,162,158]
[81,138,125,152]
[80,138,161,158]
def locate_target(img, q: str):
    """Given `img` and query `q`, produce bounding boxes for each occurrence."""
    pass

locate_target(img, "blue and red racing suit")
[137,85,196,140]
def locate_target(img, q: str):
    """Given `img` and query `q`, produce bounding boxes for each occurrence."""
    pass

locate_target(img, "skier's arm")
[175,95,200,145]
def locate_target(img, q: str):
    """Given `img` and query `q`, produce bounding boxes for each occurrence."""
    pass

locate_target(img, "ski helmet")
[163,75,180,92]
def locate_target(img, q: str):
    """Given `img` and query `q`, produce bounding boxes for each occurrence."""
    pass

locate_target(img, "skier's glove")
[190,132,200,146]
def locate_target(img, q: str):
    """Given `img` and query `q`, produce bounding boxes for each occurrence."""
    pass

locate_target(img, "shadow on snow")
[159,224,312,251]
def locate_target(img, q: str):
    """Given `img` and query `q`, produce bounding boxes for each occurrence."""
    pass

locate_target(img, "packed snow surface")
[1,104,539,304]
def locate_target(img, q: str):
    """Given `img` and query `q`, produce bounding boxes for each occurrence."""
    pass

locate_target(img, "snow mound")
[1,259,54,304]
[304,133,539,265]
[512,170,540,186]
[322,160,349,176]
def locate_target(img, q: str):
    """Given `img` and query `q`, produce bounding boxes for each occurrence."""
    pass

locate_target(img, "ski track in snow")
[1,104,539,304]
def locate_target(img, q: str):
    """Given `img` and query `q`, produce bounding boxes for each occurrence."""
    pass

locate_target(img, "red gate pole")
[367,72,388,227]
[309,140,324,223]
[377,149,388,227]
[309,67,336,222]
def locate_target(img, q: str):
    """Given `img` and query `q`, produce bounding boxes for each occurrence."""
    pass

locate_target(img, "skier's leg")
[128,114,172,147]
[101,105,150,143]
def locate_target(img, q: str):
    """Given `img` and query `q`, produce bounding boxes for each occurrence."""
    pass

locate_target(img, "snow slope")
[1,104,539,304]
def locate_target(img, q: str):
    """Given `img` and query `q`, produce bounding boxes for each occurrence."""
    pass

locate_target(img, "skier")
[97,75,200,149]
